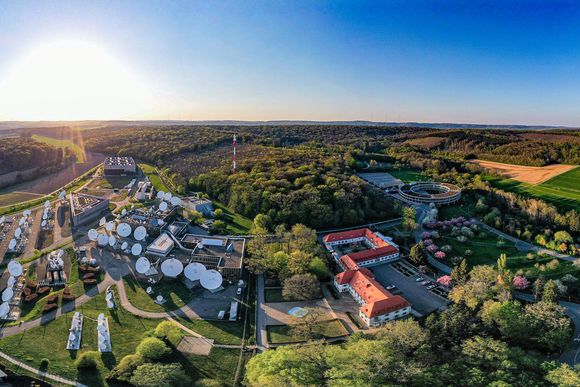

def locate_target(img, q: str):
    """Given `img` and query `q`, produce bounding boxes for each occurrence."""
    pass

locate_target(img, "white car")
[236,287,243,296]
[217,310,226,320]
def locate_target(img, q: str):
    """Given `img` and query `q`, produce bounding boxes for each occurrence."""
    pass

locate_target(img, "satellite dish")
[2,288,14,302]
[97,233,109,246]
[159,201,168,211]
[184,262,207,281]
[200,270,223,290]
[131,243,142,256]
[18,217,25,226]
[59,190,66,199]
[156,190,165,199]
[121,208,127,216]
[0,302,9,318]
[163,192,172,201]
[88,229,98,241]
[7,276,15,287]
[68,332,76,341]
[42,213,47,220]
[44,200,50,208]
[170,196,181,206]
[99,217,106,227]
[160,258,183,277]
[106,300,114,309]
[8,239,16,250]
[23,210,31,217]
[134,226,146,241]
[14,228,22,239]
[0,216,5,224]
[98,324,108,333]
[117,223,132,238]
[8,261,23,277]
[41,219,47,227]
[57,249,64,259]
[108,235,117,247]
[105,221,115,231]
[135,257,151,274]
[158,219,165,226]
[156,295,164,303]
[121,241,128,250]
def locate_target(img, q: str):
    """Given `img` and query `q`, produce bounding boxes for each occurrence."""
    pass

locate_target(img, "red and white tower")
[233,134,237,174]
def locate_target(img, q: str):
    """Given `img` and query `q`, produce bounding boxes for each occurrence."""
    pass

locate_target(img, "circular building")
[398,182,461,205]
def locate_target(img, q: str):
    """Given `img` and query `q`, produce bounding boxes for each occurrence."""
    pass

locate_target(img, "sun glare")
[0,41,154,120]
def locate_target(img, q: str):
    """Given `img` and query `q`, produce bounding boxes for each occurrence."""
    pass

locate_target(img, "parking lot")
[370,263,450,316]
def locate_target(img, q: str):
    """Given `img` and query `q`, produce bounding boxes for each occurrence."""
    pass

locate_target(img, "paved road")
[255,274,268,350]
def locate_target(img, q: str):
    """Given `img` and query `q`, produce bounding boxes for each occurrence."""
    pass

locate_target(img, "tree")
[402,207,418,231]
[533,277,546,300]
[544,362,580,387]
[554,230,573,244]
[283,274,321,300]
[252,214,271,234]
[136,337,171,360]
[110,354,144,382]
[408,242,425,266]
[542,280,559,303]
[75,351,99,369]
[451,259,469,285]
[130,363,191,387]
[524,301,571,353]
[289,308,326,341]
[209,220,228,234]
[308,257,328,280]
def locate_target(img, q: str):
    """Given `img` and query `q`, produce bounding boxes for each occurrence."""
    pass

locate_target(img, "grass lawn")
[182,348,248,387]
[175,317,245,346]
[264,288,286,303]
[212,201,252,235]
[388,168,429,183]
[31,134,86,163]
[0,192,44,207]
[267,319,348,344]
[87,176,133,190]
[122,275,192,313]
[0,289,160,386]
[139,163,170,192]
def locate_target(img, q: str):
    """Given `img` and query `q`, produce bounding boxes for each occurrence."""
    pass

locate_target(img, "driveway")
[370,263,449,316]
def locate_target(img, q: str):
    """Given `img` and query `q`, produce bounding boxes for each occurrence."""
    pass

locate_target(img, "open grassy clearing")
[387,168,429,183]
[541,166,580,192]
[122,276,191,313]
[267,319,348,344]
[183,348,249,386]
[175,317,246,346]
[87,175,133,190]
[31,134,86,163]
[212,201,252,235]
[138,163,170,192]
[0,192,44,207]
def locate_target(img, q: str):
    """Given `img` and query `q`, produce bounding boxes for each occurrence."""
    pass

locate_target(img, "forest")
[0,136,76,175]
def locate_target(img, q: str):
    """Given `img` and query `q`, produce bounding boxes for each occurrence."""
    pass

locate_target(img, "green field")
[31,134,86,163]
[388,168,429,183]
[212,201,252,235]
[139,163,170,192]
[0,191,43,207]
[483,167,580,212]
[266,319,348,344]
[122,276,192,313]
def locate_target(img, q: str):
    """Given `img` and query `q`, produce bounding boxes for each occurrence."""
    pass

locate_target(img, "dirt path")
[470,159,576,184]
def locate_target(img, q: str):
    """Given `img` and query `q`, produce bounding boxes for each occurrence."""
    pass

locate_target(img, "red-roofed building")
[334,268,411,327]
[324,228,400,268]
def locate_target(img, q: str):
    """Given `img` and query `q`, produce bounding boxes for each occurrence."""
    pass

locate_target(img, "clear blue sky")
[1,0,580,125]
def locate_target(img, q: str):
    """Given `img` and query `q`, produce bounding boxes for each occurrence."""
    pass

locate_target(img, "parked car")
[427,284,437,290]
[217,310,226,320]
[238,279,245,288]
[236,287,243,296]
[415,276,424,282]
[386,285,396,290]
[421,280,429,285]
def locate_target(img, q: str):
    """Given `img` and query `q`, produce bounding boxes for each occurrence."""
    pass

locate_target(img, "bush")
[42,303,58,313]
[23,287,31,296]
[109,354,144,382]
[83,279,97,285]
[24,294,38,302]
[130,363,191,387]
[136,337,171,360]
[37,286,50,295]
[39,358,50,370]
[75,351,100,369]
[62,294,75,301]
[82,273,95,280]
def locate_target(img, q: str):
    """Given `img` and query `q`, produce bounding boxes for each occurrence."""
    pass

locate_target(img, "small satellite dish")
[170,196,181,206]
[7,276,16,287]
[131,243,142,256]
[0,216,5,224]
[41,220,46,227]
[18,217,25,226]
[23,209,31,217]
[156,190,165,199]
[57,249,64,259]
[134,226,146,241]
[121,208,127,216]
[14,228,22,239]
[161,258,183,277]
[159,201,168,211]
[108,235,117,247]
[97,233,109,246]
[105,292,113,302]
[135,257,151,274]
[42,213,47,220]
[117,223,132,238]
[106,300,115,309]
[105,221,114,231]
[2,288,14,302]
[184,262,207,281]
[59,190,66,199]
[156,295,164,303]
[121,241,128,250]
[8,239,17,250]
[200,270,223,290]
[8,261,23,277]
[88,229,98,241]
[44,200,50,208]
[99,217,106,227]
[68,332,76,342]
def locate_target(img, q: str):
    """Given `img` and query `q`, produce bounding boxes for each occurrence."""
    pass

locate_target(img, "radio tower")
[232,134,237,174]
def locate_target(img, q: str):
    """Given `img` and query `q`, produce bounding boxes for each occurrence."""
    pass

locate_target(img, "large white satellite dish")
[200,270,223,290]
[184,262,207,281]
[117,223,132,238]
[2,288,14,302]
[108,235,117,247]
[0,302,9,318]
[170,196,181,207]
[159,201,168,212]
[88,229,98,241]
[121,241,128,250]
[160,258,183,277]
[8,239,17,250]
[163,192,173,201]
[131,243,142,256]
[156,190,165,199]
[44,200,50,208]
[134,226,147,241]
[14,228,22,239]
[97,233,109,246]
[99,217,106,227]
[105,221,115,232]
[7,276,15,287]
[135,257,151,274]
[8,261,23,277]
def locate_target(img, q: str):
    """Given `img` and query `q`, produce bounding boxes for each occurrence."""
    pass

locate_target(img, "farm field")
[471,159,576,184]
[31,134,86,163]
[388,168,429,183]
[0,191,43,207]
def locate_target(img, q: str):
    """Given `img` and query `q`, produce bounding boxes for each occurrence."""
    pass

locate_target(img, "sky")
[1,0,580,125]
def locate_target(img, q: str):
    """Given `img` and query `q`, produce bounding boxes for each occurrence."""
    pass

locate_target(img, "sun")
[0,40,154,120]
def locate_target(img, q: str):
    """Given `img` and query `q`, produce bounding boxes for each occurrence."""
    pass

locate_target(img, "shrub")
[136,337,171,360]
[109,354,144,382]
[39,358,50,371]
[83,279,97,285]
[130,363,191,387]
[154,321,183,346]
[82,273,95,280]
[37,287,50,295]
[24,294,38,302]
[23,287,31,296]
[512,276,530,290]
[42,303,58,313]
[546,259,560,271]
[46,294,59,303]
[75,351,99,369]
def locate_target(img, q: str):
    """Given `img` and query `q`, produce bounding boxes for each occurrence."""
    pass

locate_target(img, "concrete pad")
[264,299,334,326]
[177,336,214,355]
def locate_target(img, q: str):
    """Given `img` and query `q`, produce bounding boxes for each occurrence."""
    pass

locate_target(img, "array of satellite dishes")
[135,257,151,274]
[117,223,132,238]
[200,269,223,290]
[131,243,142,256]
[160,258,183,277]
[184,262,207,281]
[8,261,23,277]
[134,226,147,241]
[88,229,98,241]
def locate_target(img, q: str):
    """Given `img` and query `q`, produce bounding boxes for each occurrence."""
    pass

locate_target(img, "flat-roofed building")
[180,234,245,280]
[183,196,214,216]
[104,156,136,176]
[69,193,109,226]
[147,233,175,257]
[135,181,154,201]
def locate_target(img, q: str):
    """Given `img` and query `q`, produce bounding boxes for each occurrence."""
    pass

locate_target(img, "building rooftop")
[147,233,175,256]
[104,156,135,167]
[69,193,108,217]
